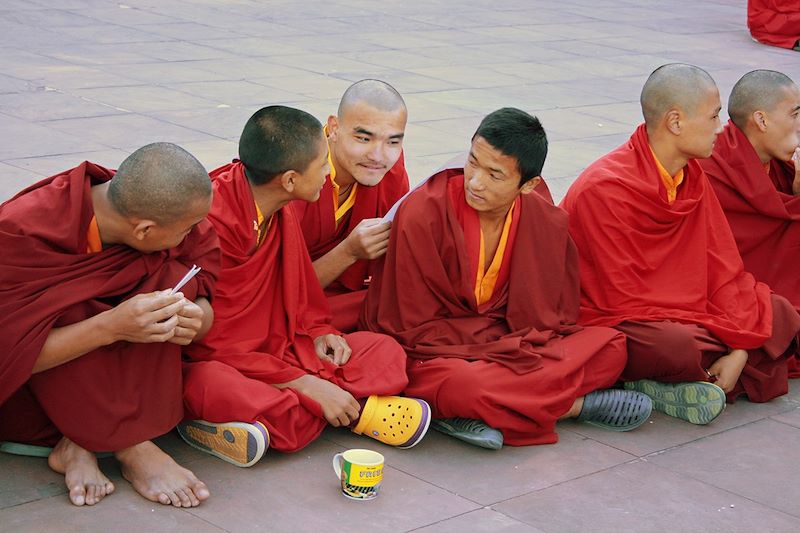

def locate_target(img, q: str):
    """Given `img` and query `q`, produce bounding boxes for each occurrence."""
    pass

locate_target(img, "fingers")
[334,340,352,365]
[147,299,187,324]
[330,336,351,365]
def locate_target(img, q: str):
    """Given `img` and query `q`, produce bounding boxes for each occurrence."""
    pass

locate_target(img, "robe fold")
[748,0,800,50]
[183,162,408,452]
[0,162,220,451]
[292,155,408,332]
[562,124,800,402]
[700,121,800,377]
[360,166,627,445]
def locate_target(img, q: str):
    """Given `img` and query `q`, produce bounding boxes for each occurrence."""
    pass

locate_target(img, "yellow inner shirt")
[650,146,684,204]
[327,148,359,224]
[86,216,102,253]
[474,202,515,306]
[254,201,274,248]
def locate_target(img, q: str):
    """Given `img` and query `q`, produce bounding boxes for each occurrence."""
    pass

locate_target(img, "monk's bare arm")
[33,292,185,374]
[194,297,213,340]
[311,218,391,288]
[312,242,359,288]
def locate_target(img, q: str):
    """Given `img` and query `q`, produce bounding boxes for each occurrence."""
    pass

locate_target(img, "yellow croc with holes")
[352,395,431,448]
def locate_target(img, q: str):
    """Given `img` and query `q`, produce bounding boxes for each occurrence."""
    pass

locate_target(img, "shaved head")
[641,63,718,126]
[337,79,406,117]
[728,70,797,129]
[108,142,211,224]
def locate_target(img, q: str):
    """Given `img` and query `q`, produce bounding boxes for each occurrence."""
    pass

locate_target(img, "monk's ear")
[665,109,682,135]
[131,219,157,242]
[520,177,541,195]
[752,110,768,132]
[326,115,339,141]
[280,170,298,194]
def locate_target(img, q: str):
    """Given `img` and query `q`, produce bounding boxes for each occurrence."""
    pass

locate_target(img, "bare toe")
[68,484,86,506]
[117,441,210,507]
[49,437,112,507]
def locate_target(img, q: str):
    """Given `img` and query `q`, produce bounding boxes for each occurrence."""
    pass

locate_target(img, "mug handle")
[332,453,344,479]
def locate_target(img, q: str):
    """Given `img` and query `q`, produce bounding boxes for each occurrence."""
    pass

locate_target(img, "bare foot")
[559,397,584,420]
[47,437,115,506]
[116,441,210,507]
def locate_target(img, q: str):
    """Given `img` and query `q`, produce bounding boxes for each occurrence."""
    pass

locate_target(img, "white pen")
[170,264,202,295]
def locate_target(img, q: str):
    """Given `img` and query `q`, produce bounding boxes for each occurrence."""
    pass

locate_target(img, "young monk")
[291,79,409,332]
[180,105,429,467]
[0,143,219,507]
[747,0,800,51]
[361,108,652,450]
[561,64,800,425]
[700,70,800,377]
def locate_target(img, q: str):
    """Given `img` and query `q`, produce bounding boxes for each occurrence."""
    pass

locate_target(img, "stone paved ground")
[1,0,799,531]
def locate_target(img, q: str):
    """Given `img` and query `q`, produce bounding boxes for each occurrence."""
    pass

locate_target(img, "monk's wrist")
[94,309,120,345]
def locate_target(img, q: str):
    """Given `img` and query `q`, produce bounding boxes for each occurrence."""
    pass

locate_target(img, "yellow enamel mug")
[332,449,384,500]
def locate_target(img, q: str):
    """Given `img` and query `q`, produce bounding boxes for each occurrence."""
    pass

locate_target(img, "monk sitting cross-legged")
[291,79,410,333]
[0,143,219,507]
[179,105,430,467]
[700,70,800,377]
[561,64,800,425]
[361,108,652,450]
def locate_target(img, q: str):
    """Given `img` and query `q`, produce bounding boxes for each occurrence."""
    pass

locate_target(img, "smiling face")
[327,100,407,187]
[463,136,539,218]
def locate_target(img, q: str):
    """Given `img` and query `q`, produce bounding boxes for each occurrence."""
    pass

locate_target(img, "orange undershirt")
[650,146,684,204]
[254,201,274,248]
[474,202,515,306]
[86,216,102,253]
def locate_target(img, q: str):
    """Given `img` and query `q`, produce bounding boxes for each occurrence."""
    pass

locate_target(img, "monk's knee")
[621,321,704,381]
[438,361,485,402]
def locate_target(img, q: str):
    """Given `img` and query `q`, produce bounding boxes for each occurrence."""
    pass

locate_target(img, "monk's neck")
[477,208,510,233]
[251,183,290,219]
[744,131,773,165]
[90,182,125,246]
[648,136,688,178]
[329,146,356,197]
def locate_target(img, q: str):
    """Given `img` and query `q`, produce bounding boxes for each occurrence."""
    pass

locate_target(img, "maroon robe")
[0,162,219,451]
[562,125,800,402]
[361,166,627,445]
[183,162,408,452]
[292,154,409,332]
[701,121,800,377]
[748,0,800,50]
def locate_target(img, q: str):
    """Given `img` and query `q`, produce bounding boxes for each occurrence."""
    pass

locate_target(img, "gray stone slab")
[322,427,636,506]
[185,437,479,532]
[494,460,800,533]
[0,113,107,160]
[416,508,547,533]
[0,89,126,122]
[43,114,220,151]
[647,419,800,518]
[72,85,217,113]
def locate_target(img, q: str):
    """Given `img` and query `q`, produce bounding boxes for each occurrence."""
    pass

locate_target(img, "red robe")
[291,155,409,332]
[701,122,800,377]
[561,125,799,402]
[748,0,800,50]
[361,167,627,445]
[183,162,408,452]
[0,162,219,451]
